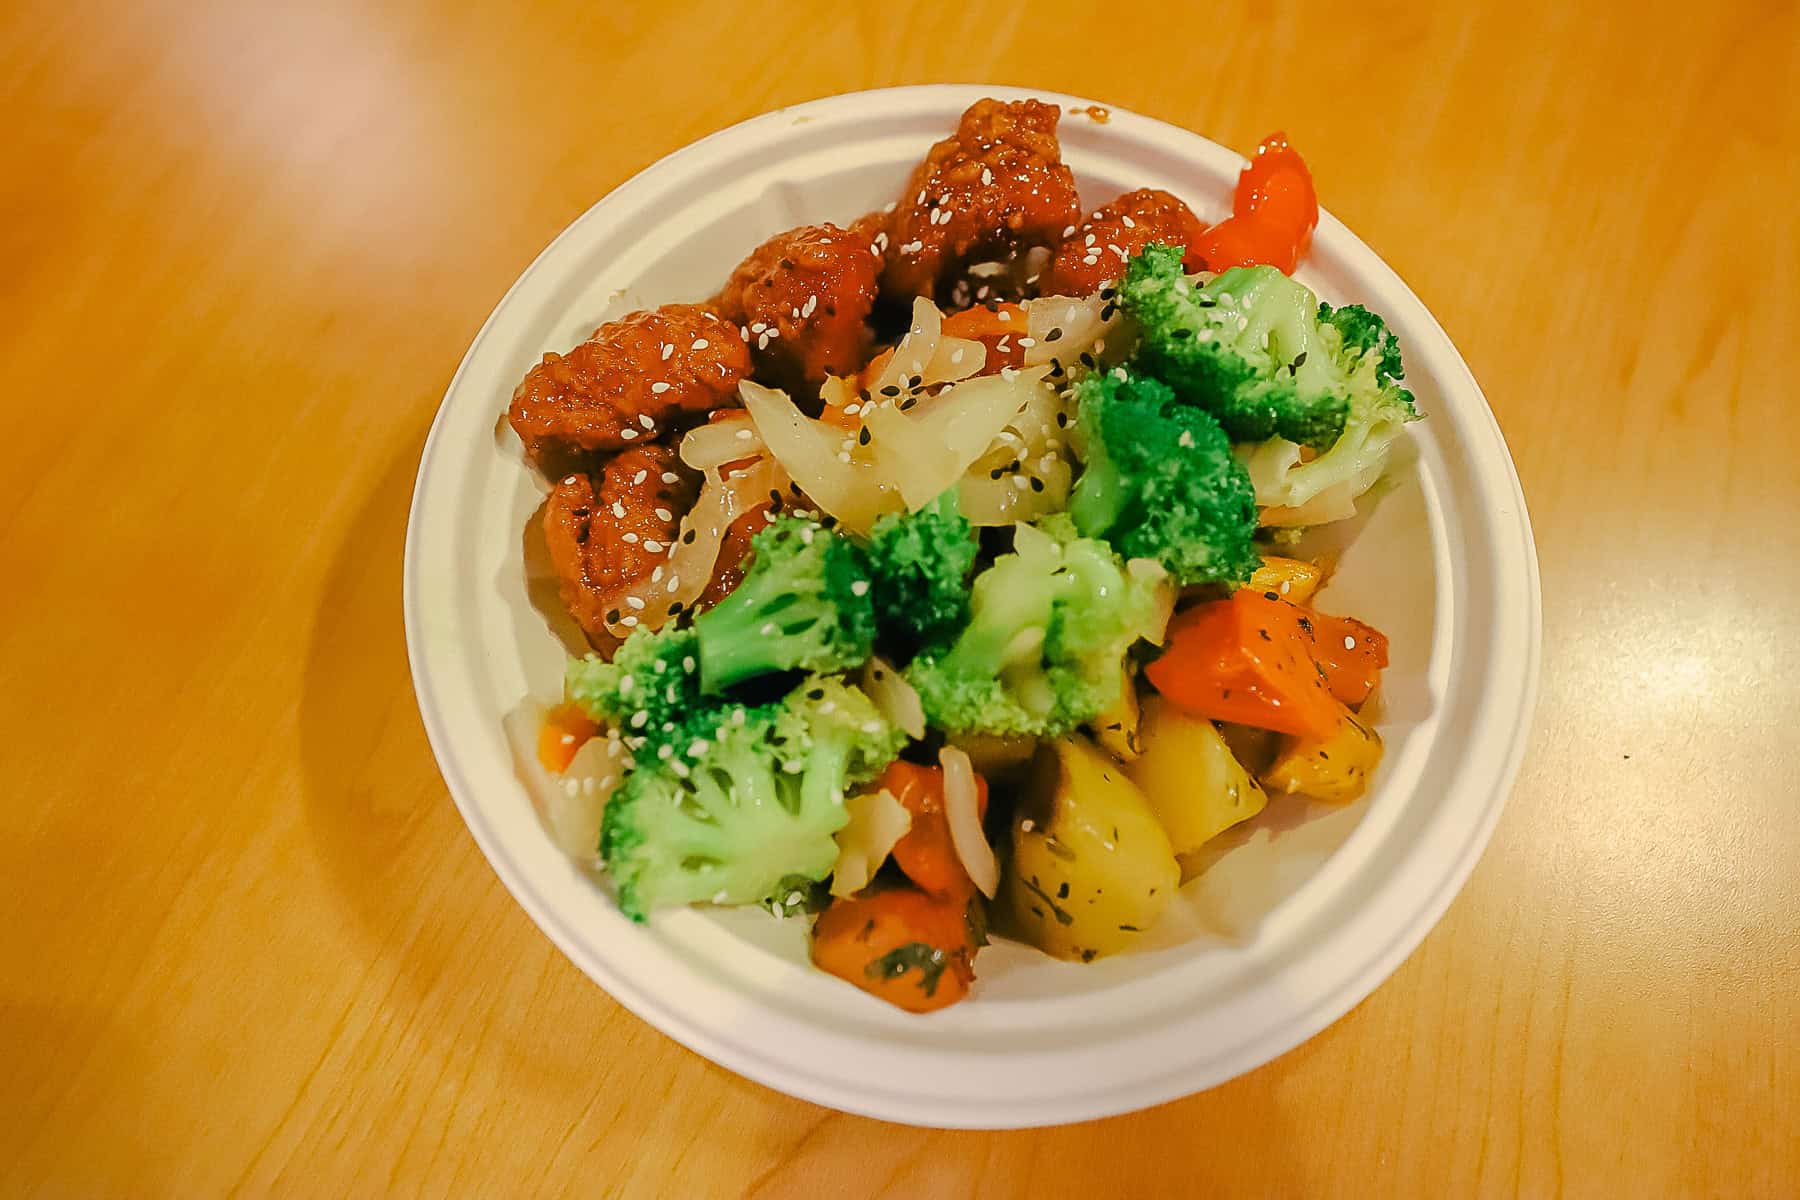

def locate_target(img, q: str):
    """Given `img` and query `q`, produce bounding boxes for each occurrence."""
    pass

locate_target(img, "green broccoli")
[1068,370,1260,586]
[691,516,876,694]
[599,677,904,920]
[566,624,703,753]
[1241,301,1422,518]
[904,519,1169,737]
[1121,244,1411,450]
[863,490,979,657]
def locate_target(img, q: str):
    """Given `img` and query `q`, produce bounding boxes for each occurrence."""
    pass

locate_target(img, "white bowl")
[404,85,1540,1128]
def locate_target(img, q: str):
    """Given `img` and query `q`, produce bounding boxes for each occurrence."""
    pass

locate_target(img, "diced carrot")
[942,302,1027,371]
[810,886,980,1013]
[877,761,988,899]
[537,702,600,773]
[1145,590,1344,739]
[1301,611,1389,707]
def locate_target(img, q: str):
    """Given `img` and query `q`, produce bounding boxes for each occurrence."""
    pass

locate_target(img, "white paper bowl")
[404,85,1540,1128]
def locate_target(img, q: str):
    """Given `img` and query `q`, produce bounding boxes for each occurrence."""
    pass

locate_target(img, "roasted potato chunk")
[1004,735,1178,962]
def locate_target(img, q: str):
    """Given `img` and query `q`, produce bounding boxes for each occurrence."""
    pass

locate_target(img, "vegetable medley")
[504,99,1419,1013]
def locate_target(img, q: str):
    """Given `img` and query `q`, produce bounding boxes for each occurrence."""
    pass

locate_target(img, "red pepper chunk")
[1145,591,1345,739]
[1302,610,1389,707]
[1192,132,1319,275]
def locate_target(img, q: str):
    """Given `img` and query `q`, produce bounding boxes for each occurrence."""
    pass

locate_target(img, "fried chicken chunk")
[543,446,698,650]
[715,223,881,390]
[883,98,1081,300]
[509,305,750,469]
[1042,188,1210,297]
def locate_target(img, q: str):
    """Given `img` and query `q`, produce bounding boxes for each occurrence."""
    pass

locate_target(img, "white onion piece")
[923,335,986,385]
[502,699,626,864]
[1023,291,1122,368]
[740,380,898,532]
[862,655,925,739]
[604,457,777,635]
[939,745,998,899]
[872,296,942,395]
[680,413,764,470]
[1128,557,1176,645]
[829,789,912,898]
[957,377,1075,525]
[865,366,1048,510]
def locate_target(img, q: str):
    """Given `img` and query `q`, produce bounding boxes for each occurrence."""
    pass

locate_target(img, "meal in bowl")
[502,98,1419,1013]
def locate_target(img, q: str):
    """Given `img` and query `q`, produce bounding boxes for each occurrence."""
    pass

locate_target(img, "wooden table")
[4,1,1795,1194]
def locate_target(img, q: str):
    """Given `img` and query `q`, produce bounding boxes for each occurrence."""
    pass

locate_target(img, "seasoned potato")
[1261,702,1383,803]
[1004,735,1179,962]
[1249,556,1324,606]
[1126,696,1268,857]
[1087,670,1143,761]
[1215,721,1281,776]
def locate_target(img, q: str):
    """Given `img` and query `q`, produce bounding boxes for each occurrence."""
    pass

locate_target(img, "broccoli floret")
[1121,244,1357,450]
[905,520,1169,737]
[599,677,904,920]
[1068,370,1260,586]
[1241,302,1422,518]
[566,624,703,752]
[691,516,876,694]
[1319,301,1415,410]
[863,490,979,657]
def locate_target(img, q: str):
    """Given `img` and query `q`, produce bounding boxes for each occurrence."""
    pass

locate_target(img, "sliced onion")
[864,366,1048,510]
[939,745,998,898]
[871,296,942,395]
[604,456,777,635]
[1129,557,1177,645]
[862,655,925,739]
[680,412,764,470]
[740,380,898,532]
[957,377,1075,525]
[829,788,912,898]
[1023,290,1123,369]
[503,699,626,864]
[924,335,986,385]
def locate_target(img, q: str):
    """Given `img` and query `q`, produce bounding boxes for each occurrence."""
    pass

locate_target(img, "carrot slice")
[810,886,980,1013]
[1145,590,1344,739]
[536,702,599,773]
[877,761,988,899]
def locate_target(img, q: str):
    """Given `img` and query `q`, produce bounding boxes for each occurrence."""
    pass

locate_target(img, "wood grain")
[2,0,1795,1195]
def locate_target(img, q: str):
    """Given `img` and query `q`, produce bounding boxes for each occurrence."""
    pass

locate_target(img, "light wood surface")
[3,1,1796,1195]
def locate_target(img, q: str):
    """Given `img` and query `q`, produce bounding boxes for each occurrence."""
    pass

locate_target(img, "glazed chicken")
[542,445,698,650]
[881,98,1081,301]
[1041,188,1209,297]
[508,304,750,470]
[714,222,881,392]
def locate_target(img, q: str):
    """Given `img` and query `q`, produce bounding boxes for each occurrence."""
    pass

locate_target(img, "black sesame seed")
[880,384,901,397]
[1264,591,1280,601]
[1029,476,1044,492]
[990,467,1006,480]
[683,529,697,544]
[857,426,871,445]
[1045,327,1063,342]
[606,609,621,623]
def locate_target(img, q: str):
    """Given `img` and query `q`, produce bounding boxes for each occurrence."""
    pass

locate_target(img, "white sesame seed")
[618,675,634,694]
[630,710,648,728]
[650,382,671,394]
[661,471,680,484]
[1061,225,1077,237]
[561,474,578,485]
[1011,474,1030,490]
[682,656,695,673]
[981,167,993,185]
[650,565,663,581]
[643,540,663,552]
[850,580,869,596]
[611,501,627,519]
[735,428,753,440]
[666,576,680,593]
[626,595,645,610]
[691,338,708,350]
[654,507,673,521]
[761,622,776,635]
[1121,214,1136,228]
[1178,430,1195,448]
[638,413,655,430]
[620,427,638,440]
[632,469,647,485]
[1345,635,1359,650]
[1021,818,1036,832]
[1017,337,1036,348]
[660,343,673,360]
